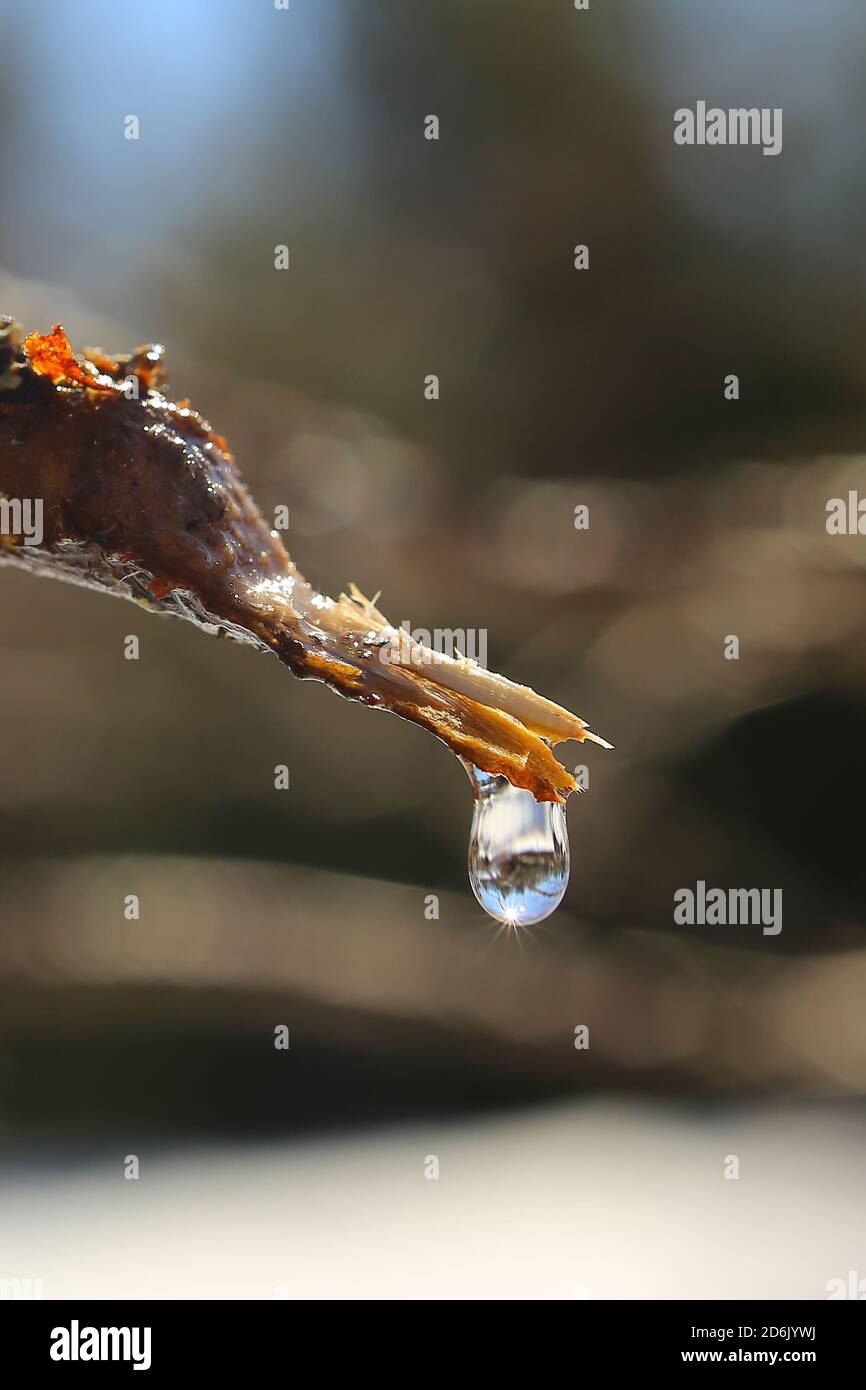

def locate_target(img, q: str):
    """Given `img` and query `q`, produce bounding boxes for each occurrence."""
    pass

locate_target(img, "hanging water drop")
[463,761,570,926]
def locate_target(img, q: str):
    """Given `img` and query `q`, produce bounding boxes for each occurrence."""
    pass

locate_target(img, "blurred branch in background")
[1,852,865,1148]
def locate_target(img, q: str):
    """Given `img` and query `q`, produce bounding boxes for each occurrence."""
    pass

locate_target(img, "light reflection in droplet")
[463,761,570,926]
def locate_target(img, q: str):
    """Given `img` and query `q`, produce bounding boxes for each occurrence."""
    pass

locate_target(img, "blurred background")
[1,0,866,1298]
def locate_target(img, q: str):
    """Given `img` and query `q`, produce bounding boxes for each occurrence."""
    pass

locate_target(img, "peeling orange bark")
[23,324,114,391]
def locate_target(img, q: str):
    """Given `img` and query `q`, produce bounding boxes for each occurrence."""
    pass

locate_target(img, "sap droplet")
[463,762,570,926]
